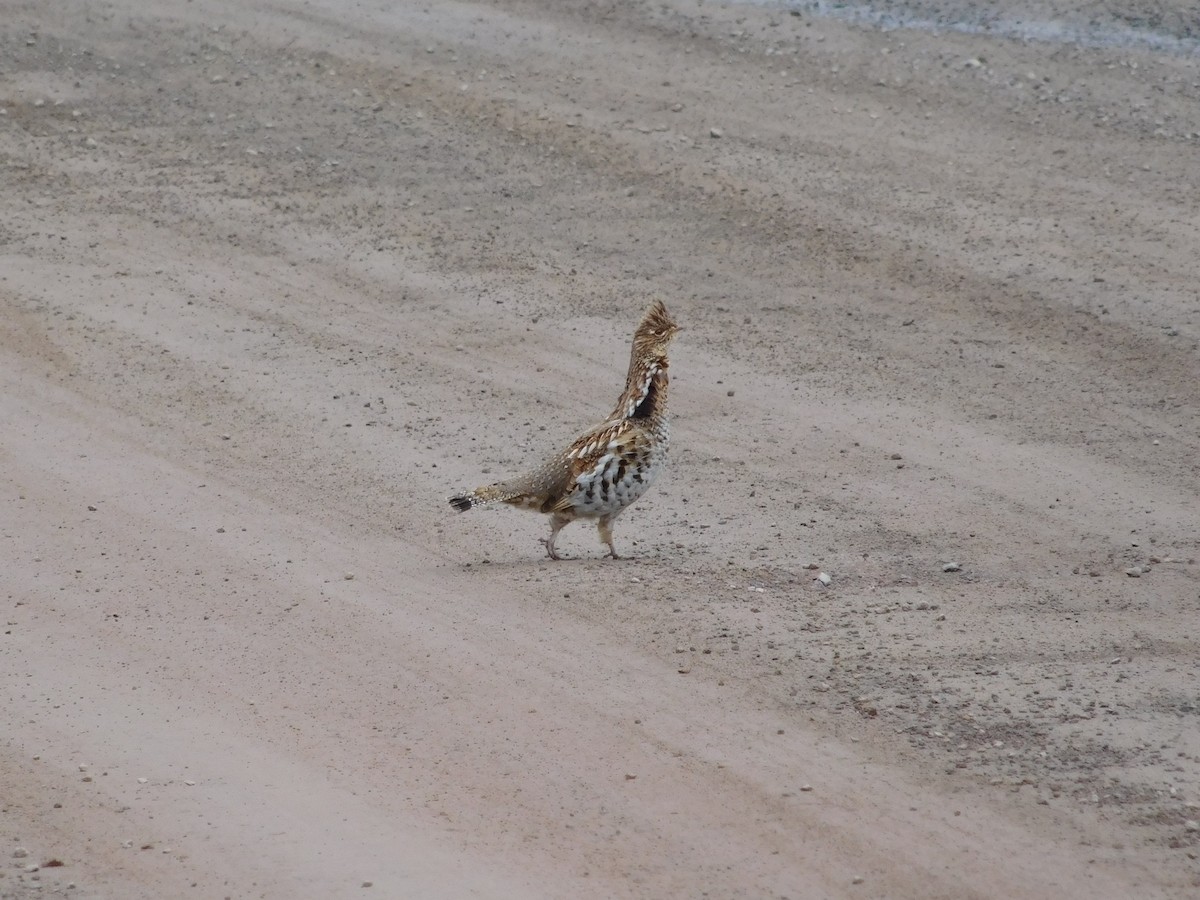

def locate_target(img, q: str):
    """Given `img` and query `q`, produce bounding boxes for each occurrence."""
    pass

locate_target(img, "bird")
[449,299,680,560]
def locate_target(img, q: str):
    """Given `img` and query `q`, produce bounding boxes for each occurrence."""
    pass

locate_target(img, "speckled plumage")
[449,300,680,560]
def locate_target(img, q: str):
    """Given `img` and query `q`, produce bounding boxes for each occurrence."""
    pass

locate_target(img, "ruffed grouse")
[449,300,680,560]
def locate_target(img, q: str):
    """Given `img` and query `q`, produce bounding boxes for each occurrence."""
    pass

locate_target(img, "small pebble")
[1185,820,1199,832]
[852,875,865,885]
[344,572,355,580]
[709,126,723,138]
[799,784,813,792]
[13,848,29,859]
[1124,567,1142,578]
[942,562,962,572]
[137,777,147,784]
[816,572,832,586]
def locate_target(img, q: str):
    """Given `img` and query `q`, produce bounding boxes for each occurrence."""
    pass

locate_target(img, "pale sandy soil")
[2,1,1199,897]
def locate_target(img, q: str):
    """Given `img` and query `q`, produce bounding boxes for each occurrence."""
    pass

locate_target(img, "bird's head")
[632,299,681,363]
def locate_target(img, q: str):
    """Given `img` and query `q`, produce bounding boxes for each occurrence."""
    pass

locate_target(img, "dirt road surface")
[3,1,1198,897]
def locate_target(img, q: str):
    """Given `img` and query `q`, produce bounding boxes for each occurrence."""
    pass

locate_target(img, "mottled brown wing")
[548,418,641,515]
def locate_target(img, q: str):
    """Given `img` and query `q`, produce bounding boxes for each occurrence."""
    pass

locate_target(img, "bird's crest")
[631,300,680,358]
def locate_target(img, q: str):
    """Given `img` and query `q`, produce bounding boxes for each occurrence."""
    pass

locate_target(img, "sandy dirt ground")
[2,0,1199,897]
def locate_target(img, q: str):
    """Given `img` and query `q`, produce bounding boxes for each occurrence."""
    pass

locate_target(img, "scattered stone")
[137,777,147,784]
[816,572,832,586]
[799,784,813,792]
[852,875,865,884]
[1124,567,1142,577]
[13,848,29,858]
[942,562,962,573]
[1185,820,1199,832]
[709,126,723,138]
[344,572,355,580]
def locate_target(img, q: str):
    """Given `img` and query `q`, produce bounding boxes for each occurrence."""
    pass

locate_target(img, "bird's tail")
[448,483,526,512]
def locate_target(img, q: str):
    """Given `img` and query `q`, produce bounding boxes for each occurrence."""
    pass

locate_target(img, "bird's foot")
[540,537,564,561]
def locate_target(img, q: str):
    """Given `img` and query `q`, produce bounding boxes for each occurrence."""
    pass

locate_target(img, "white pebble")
[709,126,723,138]
[1124,567,1142,578]
[13,847,29,858]
[137,777,147,784]
[1185,819,1199,832]
[942,562,961,572]
[816,572,832,586]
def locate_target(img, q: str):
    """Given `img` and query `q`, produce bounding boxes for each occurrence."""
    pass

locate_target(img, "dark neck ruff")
[629,368,667,420]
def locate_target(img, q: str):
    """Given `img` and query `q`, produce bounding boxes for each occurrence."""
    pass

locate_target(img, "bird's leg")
[541,513,571,561]
[598,516,620,559]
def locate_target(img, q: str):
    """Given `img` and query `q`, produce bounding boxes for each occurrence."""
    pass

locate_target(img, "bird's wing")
[547,418,643,514]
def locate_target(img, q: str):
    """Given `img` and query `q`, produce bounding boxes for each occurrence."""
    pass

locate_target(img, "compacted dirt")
[2,1,1198,897]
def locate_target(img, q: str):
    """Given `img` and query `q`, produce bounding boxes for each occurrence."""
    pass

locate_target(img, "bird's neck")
[614,358,669,421]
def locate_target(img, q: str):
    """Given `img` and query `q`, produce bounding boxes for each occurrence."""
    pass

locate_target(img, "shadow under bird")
[449,300,680,560]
